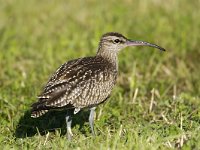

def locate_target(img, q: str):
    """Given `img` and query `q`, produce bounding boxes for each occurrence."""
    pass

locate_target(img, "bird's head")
[98,32,165,54]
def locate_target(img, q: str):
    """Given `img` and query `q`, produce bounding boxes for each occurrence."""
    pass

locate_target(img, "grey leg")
[89,107,96,136]
[65,114,73,140]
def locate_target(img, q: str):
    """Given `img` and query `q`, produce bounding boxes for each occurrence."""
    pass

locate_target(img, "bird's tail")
[31,109,49,118]
[31,100,49,118]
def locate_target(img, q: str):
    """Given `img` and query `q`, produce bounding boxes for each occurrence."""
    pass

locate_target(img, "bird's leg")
[65,111,73,140]
[89,107,96,136]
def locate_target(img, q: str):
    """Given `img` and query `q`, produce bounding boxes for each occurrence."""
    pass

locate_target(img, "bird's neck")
[96,47,118,71]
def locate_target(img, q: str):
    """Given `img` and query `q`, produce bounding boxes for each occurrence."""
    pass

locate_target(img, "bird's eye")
[114,39,120,44]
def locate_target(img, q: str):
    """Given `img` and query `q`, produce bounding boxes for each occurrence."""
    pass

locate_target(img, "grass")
[0,0,200,149]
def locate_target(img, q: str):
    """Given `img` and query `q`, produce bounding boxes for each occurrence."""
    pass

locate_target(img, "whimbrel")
[31,32,165,139]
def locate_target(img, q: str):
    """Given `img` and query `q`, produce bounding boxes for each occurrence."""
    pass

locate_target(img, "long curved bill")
[126,40,166,51]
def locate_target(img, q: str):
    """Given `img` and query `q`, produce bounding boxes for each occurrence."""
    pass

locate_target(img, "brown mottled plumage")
[31,57,117,117]
[31,32,165,139]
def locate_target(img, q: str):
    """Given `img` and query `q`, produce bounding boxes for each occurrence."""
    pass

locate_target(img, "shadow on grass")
[15,109,90,138]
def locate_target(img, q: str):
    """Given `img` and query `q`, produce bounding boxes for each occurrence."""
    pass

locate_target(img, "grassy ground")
[0,0,200,149]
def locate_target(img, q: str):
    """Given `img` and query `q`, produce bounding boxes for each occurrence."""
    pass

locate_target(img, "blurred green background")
[0,0,199,149]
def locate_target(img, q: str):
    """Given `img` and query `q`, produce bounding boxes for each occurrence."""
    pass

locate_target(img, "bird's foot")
[66,114,73,140]
[67,126,73,140]
[89,107,96,136]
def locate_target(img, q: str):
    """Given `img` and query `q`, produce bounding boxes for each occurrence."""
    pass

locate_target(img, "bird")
[31,32,165,140]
